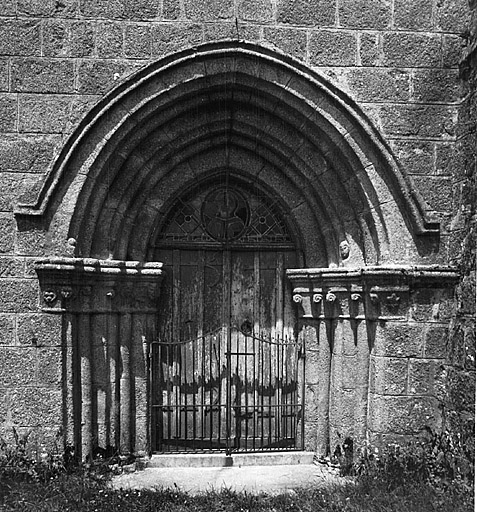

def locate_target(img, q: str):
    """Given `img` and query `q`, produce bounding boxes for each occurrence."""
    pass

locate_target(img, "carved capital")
[60,287,73,299]
[36,258,164,313]
[43,290,57,304]
[369,293,379,304]
[386,292,400,308]
[286,266,459,320]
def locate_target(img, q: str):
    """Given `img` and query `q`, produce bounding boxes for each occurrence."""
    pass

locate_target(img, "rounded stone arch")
[16,41,438,266]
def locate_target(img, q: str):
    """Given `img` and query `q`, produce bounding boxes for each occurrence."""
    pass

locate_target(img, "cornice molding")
[287,266,459,319]
[35,258,164,313]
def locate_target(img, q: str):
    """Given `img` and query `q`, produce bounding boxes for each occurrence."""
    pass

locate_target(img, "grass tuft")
[1,471,473,512]
[0,427,474,512]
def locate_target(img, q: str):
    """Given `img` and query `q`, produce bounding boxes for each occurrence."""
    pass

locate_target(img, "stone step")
[148,451,315,468]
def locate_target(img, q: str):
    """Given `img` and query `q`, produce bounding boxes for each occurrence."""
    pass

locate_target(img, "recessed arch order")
[15,41,439,267]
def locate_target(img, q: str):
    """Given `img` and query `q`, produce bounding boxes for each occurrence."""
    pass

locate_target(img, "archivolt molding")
[62,72,375,265]
[14,42,439,266]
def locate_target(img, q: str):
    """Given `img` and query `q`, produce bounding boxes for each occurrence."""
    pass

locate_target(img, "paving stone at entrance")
[148,451,315,468]
[111,463,341,495]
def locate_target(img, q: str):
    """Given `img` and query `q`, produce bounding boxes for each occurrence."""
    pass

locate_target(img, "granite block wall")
[443,0,476,466]
[0,0,474,455]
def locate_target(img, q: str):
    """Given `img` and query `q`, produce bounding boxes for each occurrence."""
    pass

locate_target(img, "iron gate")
[150,326,304,453]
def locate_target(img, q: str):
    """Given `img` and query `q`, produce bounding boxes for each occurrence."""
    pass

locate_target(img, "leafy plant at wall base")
[0,428,67,482]
[350,428,474,496]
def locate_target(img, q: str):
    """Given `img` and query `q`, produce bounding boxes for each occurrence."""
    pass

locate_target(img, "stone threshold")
[148,451,315,468]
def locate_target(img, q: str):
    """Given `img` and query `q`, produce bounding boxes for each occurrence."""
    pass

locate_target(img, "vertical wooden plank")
[157,249,174,342]
[201,332,206,444]
[260,252,278,446]
[171,249,180,448]
[260,334,265,447]
[275,252,284,339]
[195,250,204,447]
[196,250,205,337]
[209,331,215,448]
[153,249,172,451]
[174,343,180,449]
[179,250,203,446]
[283,251,298,448]
[253,252,260,336]
[214,333,223,447]
[222,249,231,450]
[164,343,171,451]
[268,334,273,447]
[244,329,248,450]
[283,251,297,341]
[284,341,290,443]
[179,250,199,340]
[252,251,260,450]
[204,251,224,333]
[275,253,284,446]
[231,250,255,449]
[230,251,241,427]
[172,249,181,340]
[242,251,254,446]
[203,250,224,445]
[231,253,239,450]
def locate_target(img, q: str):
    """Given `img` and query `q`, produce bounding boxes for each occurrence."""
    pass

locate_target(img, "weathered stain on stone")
[0,0,473,461]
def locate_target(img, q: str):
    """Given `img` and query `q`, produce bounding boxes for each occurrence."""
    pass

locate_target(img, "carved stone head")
[339,240,350,260]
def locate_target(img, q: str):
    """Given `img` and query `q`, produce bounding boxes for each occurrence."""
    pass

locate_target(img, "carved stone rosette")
[287,266,459,457]
[35,258,164,460]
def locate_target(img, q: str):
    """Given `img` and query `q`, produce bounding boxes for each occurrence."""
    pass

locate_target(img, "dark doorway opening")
[149,182,304,453]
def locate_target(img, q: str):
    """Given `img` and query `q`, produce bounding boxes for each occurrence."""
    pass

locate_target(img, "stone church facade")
[0,0,475,461]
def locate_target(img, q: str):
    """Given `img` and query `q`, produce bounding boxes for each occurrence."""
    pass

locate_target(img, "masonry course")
[0,0,473,464]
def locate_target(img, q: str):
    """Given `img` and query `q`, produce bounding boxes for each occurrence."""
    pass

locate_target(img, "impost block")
[35,258,164,314]
[287,266,458,321]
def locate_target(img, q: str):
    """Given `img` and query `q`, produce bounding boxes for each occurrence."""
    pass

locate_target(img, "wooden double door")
[150,247,302,453]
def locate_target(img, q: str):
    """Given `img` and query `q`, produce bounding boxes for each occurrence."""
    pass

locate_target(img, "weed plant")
[0,427,474,512]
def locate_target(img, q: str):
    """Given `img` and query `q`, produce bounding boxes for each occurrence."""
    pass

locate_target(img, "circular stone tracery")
[201,187,250,242]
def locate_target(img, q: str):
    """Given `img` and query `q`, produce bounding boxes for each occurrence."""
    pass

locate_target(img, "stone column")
[287,266,458,459]
[35,258,163,460]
